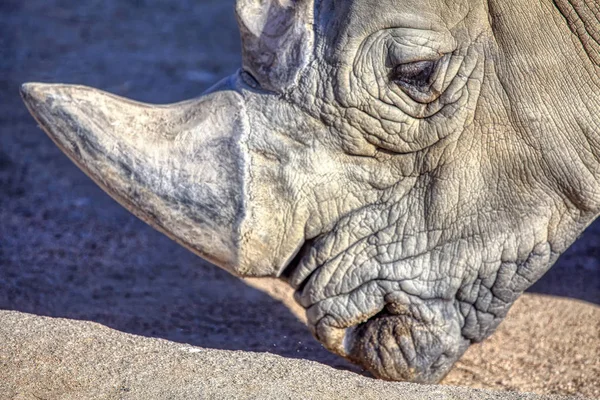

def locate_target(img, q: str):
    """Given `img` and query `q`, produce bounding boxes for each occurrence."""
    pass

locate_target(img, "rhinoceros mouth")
[294,285,471,384]
[343,308,467,383]
[284,227,558,383]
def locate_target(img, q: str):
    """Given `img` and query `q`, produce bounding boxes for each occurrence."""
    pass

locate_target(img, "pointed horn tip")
[21,82,91,105]
[20,82,68,116]
[20,83,54,129]
[20,83,101,128]
[20,82,51,103]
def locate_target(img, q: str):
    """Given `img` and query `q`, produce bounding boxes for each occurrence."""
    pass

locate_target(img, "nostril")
[281,238,316,288]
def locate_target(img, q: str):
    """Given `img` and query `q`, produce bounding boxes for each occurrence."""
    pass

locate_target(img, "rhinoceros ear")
[236,0,314,92]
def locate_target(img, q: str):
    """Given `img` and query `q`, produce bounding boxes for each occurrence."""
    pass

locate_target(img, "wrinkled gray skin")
[20,0,600,384]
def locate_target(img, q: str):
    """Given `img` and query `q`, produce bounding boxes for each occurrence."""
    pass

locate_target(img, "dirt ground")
[0,0,598,398]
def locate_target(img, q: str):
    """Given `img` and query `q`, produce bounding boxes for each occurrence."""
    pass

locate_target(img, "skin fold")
[21,0,600,384]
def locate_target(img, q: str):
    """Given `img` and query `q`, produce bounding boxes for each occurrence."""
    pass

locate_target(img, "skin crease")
[21,0,600,384]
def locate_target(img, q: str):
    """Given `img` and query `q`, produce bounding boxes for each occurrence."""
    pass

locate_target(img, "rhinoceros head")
[21,0,600,383]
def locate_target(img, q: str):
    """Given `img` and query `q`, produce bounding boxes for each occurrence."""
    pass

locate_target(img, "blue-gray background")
[0,0,598,386]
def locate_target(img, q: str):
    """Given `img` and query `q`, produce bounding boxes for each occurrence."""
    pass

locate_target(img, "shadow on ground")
[529,231,600,305]
[0,0,597,381]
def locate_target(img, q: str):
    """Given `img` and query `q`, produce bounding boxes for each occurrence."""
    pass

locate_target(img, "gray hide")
[21,0,600,384]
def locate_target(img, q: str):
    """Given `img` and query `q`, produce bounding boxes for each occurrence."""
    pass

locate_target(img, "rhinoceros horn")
[236,0,314,91]
[20,80,249,274]
[20,1,315,279]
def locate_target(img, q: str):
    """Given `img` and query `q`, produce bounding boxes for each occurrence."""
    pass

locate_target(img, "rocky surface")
[0,0,599,398]
[0,310,578,400]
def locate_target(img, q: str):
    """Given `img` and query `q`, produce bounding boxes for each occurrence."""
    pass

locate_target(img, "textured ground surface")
[0,310,577,400]
[0,0,598,398]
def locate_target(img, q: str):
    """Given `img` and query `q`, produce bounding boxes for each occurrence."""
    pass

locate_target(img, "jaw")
[285,178,568,383]
[295,279,471,383]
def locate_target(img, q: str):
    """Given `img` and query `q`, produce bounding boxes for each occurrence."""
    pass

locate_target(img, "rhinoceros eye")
[391,60,435,88]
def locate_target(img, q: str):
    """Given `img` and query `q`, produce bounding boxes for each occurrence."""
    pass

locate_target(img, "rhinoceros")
[20,0,600,384]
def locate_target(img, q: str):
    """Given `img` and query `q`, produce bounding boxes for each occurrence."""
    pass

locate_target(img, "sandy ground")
[1,311,569,400]
[0,0,598,397]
